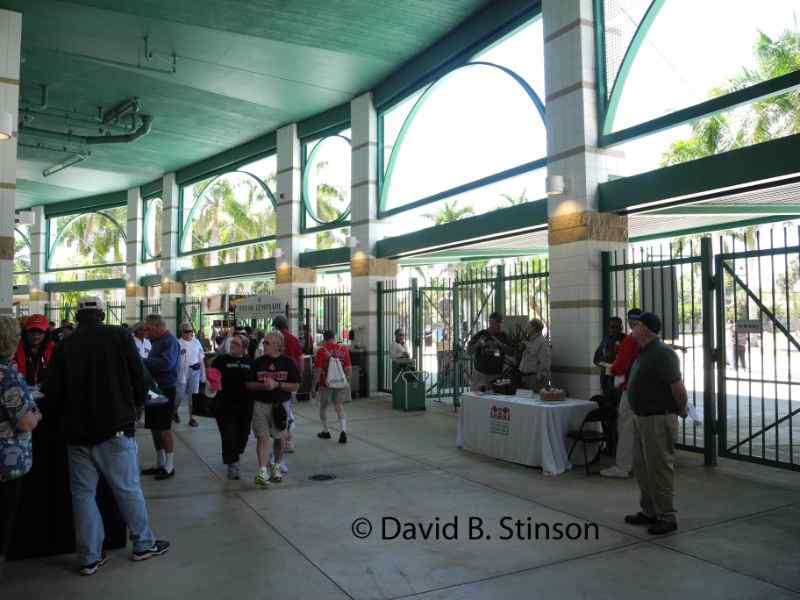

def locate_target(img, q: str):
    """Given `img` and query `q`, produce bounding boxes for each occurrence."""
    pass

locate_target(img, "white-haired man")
[246,330,299,487]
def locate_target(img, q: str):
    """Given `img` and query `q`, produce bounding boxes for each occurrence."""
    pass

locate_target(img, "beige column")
[159,172,184,332]
[125,186,146,325]
[28,205,50,315]
[350,92,397,394]
[543,0,628,399]
[0,10,21,315]
[275,123,313,331]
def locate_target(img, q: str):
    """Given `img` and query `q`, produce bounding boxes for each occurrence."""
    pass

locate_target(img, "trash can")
[393,370,427,412]
[391,358,416,410]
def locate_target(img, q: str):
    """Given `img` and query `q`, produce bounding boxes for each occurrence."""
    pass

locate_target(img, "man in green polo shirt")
[624,312,688,535]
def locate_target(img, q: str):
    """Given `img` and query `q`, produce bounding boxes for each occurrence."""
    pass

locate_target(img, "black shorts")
[145,387,176,431]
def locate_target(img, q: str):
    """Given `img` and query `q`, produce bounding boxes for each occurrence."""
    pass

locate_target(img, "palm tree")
[424,200,474,226]
[662,28,800,166]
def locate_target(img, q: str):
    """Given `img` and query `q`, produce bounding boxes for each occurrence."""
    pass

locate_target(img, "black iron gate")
[715,229,800,470]
[378,260,550,406]
[603,238,715,461]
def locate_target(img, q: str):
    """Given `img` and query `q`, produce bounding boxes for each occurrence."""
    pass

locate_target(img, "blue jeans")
[67,436,155,564]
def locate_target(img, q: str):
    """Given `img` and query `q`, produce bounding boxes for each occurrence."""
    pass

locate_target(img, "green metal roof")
[5,0,489,208]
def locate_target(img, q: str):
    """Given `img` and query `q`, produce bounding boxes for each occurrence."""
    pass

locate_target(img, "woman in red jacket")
[12,314,56,388]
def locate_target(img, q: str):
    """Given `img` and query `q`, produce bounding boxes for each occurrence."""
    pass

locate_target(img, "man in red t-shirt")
[598,308,642,479]
[313,329,352,444]
[273,315,301,452]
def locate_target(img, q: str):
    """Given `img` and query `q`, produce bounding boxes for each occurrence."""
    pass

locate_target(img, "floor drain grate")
[309,474,336,481]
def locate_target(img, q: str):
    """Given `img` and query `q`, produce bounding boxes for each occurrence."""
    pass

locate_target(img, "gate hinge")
[711,348,722,363]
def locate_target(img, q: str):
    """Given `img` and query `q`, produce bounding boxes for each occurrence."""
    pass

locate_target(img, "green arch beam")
[379,60,547,215]
[602,0,666,136]
[48,211,127,270]
[180,170,277,253]
[302,134,352,226]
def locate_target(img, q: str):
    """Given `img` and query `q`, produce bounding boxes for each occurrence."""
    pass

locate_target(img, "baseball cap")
[77,296,106,312]
[637,312,662,335]
[25,314,49,331]
[488,312,503,322]
[627,308,643,320]
[272,314,288,329]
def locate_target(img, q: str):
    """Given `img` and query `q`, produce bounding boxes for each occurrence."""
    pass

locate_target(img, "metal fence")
[299,288,352,345]
[45,304,75,325]
[13,305,29,319]
[378,259,550,406]
[603,238,713,458]
[714,228,800,470]
[139,300,161,322]
[105,302,126,326]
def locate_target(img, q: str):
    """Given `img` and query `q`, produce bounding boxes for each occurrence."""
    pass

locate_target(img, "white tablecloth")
[457,392,599,476]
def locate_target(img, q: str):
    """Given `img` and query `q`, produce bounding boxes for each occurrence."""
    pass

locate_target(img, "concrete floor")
[3,396,800,599]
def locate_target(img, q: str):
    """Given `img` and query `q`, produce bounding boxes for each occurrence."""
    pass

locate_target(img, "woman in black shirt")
[210,336,253,480]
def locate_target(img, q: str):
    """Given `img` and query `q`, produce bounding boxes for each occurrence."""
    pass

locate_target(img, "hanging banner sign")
[234,295,285,320]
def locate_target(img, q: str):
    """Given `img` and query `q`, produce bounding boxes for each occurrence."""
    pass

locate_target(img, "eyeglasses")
[181,330,194,334]
[28,329,46,335]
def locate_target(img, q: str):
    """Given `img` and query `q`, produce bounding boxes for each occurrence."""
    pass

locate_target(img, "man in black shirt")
[246,330,299,487]
[624,312,688,536]
[466,312,512,391]
[43,296,169,574]
[210,336,253,480]
[594,316,625,400]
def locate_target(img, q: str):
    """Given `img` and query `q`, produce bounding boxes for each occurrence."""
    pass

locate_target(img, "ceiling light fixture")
[42,153,88,177]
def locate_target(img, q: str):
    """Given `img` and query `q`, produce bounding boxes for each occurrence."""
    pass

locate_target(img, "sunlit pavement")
[3,396,800,600]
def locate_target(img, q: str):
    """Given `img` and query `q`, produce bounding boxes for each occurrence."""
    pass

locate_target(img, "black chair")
[567,396,616,475]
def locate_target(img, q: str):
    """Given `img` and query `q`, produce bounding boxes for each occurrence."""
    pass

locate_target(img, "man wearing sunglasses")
[246,330,299,487]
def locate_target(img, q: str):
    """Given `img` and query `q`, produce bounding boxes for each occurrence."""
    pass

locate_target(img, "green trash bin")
[391,359,416,410]
[393,370,427,412]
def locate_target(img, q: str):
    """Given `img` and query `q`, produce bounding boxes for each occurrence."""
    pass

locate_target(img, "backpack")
[324,348,348,389]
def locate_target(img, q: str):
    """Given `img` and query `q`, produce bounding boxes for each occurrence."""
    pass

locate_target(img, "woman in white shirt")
[177,323,206,427]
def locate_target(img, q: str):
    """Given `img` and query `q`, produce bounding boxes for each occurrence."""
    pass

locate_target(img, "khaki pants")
[632,413,678,522]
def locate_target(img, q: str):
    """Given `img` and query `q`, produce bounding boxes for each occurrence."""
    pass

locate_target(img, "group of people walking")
[0,300,354,575]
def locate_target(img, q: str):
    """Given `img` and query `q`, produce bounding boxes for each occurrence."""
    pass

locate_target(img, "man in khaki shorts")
[246,330,299,488]
[313,329,351,444]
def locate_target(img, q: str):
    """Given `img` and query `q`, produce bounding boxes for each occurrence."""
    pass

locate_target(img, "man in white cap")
[43,296,170,575]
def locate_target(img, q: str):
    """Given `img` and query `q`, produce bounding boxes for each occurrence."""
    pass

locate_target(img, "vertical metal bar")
[411,278,421,371]
[770,228,779,464]
[453,276,461,409]
[756,231,765,460]
[494,264,505,317]
[715,251,727,459]
[601,251,612,345]
[377,280,385,392]
[701,237,716,465]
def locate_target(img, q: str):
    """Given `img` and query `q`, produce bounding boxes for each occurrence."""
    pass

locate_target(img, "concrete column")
[275,123,314,332]
[159,172,184,332]
[29,205,50,315]
[543,0,627,399]
[350,92,397,394]
[124,187,145,325]
[0,10,21,315]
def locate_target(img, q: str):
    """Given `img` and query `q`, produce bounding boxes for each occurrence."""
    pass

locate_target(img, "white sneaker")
[600,466,631,479]
[271,464,283,482]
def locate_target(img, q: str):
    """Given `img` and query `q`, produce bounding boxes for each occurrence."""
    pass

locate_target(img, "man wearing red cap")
[12,314,56,388]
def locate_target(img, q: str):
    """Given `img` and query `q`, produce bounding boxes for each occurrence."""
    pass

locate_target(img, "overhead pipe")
[20,113,152,145]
